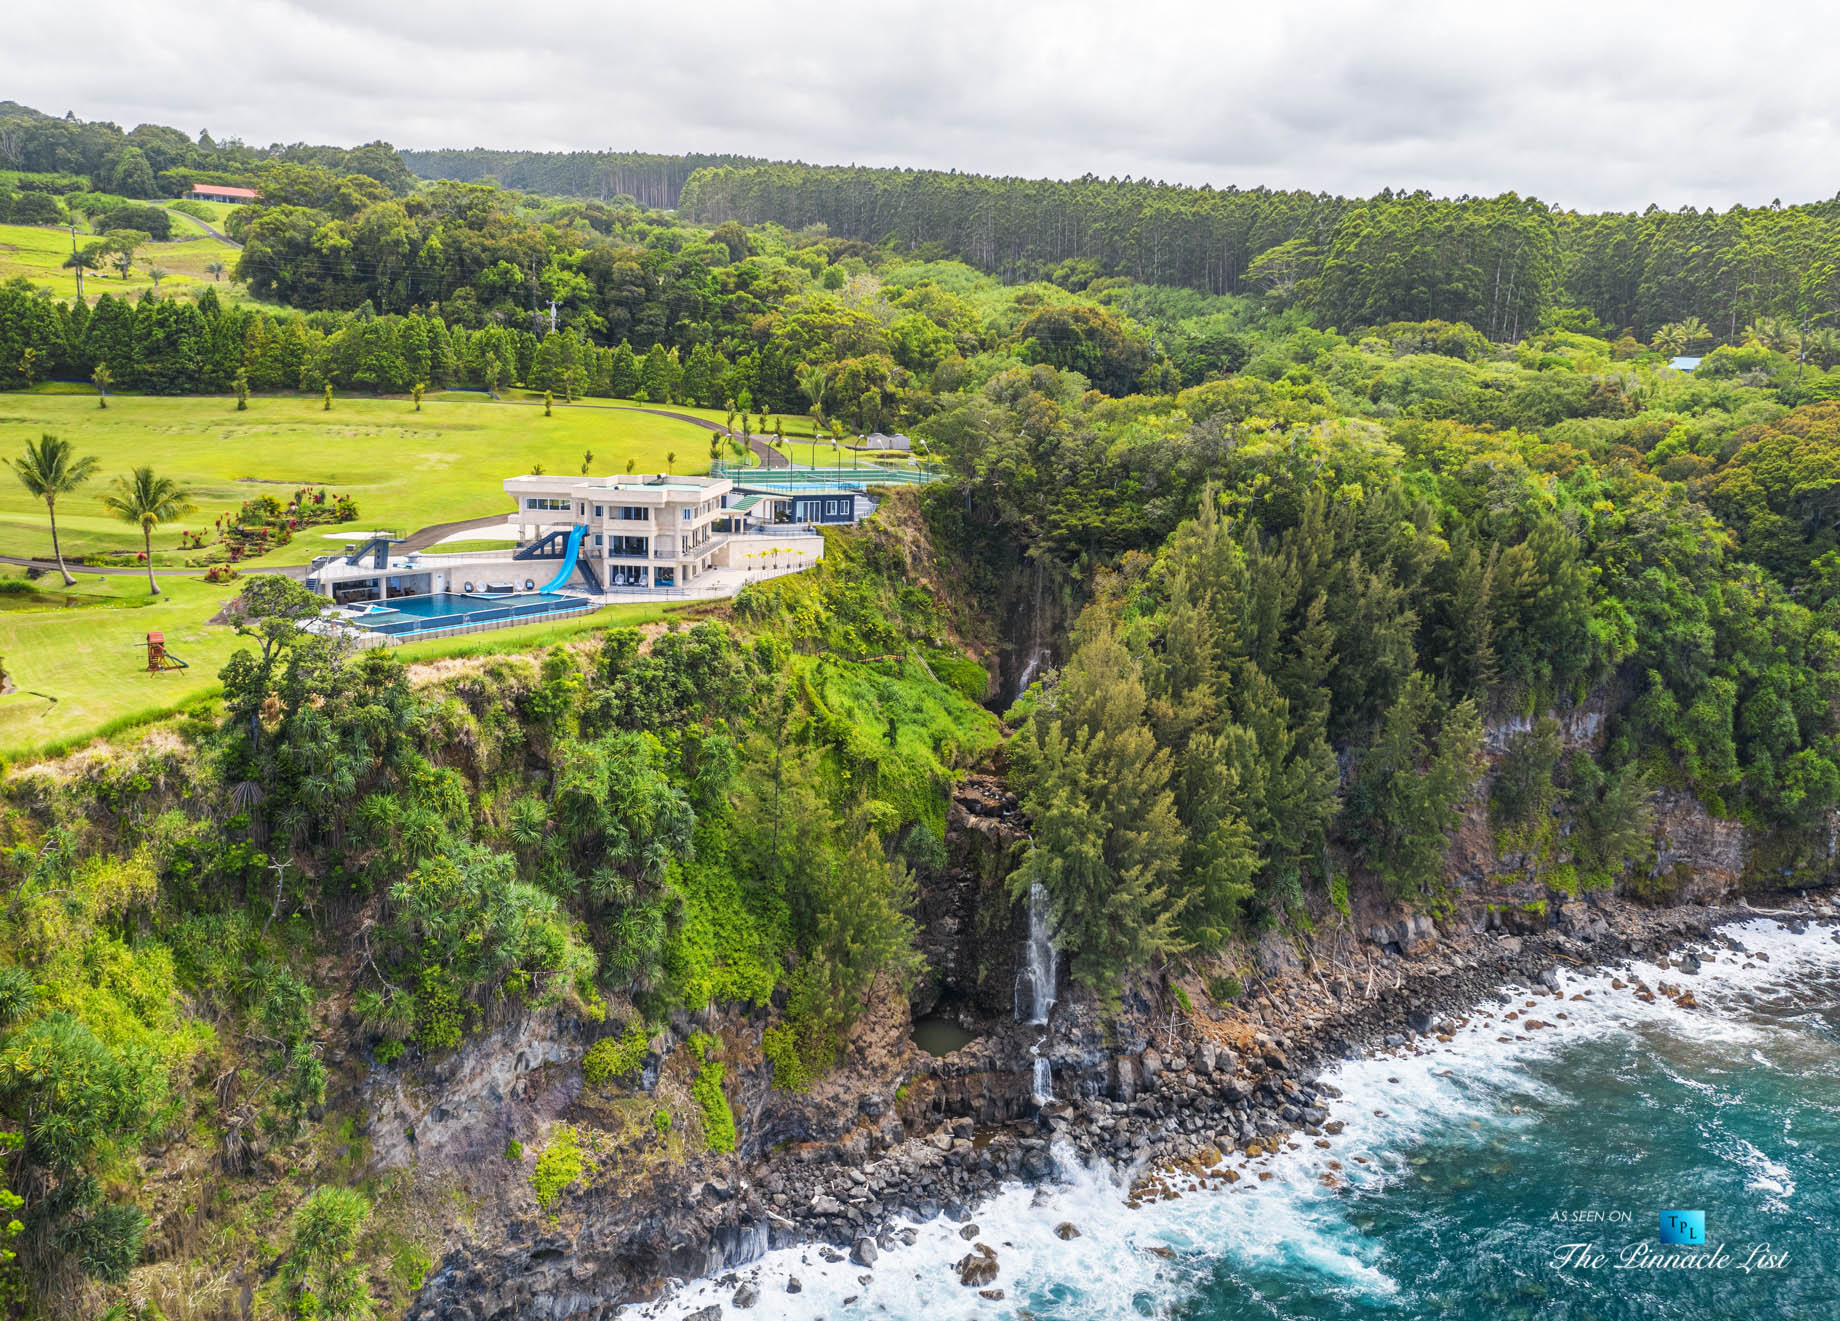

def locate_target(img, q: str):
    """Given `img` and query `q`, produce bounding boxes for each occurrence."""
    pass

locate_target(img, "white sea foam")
[619,919,1840,1321]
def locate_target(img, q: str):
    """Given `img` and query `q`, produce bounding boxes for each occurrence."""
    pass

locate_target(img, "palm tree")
[1650,323,1688,357]
[147,264,167,295]
[4,434,99,586]
[205,261,226,282]
[1805,327,1840,370]
[1677,315,1711,354]
[62,243,99,299]
[102,466,194,596]
[580,449,593,475]
[91,362,112,409]
[795,363,827,423]
[665,450,677,475]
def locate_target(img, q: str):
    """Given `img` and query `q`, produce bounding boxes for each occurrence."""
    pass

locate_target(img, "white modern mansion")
[305,472,827,604]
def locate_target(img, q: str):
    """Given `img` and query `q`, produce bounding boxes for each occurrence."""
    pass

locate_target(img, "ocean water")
[624,919,1840,1321]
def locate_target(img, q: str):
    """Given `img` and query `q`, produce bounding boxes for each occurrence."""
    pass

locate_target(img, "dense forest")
[678,163,1840,342]
[10,106,1840,1317]
[397,148,771,210]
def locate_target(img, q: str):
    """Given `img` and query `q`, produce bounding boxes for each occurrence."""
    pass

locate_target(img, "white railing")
[407,548,519,564]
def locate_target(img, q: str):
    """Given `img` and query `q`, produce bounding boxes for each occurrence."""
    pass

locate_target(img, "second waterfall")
[1016,881,1057,1025]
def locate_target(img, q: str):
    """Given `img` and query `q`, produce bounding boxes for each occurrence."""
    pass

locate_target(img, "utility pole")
[548,299,559,334]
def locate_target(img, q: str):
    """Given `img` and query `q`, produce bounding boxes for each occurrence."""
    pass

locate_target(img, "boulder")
[956,1245,999,1287]
[786,1276,803,1294]
[733,1282,760,1310]
[851,1237,879,1268]
[1054,1222,1081,1240]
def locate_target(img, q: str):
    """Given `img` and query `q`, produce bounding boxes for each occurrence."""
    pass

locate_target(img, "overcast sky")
[6,0,1835,212]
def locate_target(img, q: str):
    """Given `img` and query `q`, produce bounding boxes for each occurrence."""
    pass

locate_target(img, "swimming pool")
[349,592,591,636]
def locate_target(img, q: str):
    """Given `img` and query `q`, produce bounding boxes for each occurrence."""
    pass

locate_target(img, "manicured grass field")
[0,390,748,567]
[0,566,682,760]
[0,220,245,303]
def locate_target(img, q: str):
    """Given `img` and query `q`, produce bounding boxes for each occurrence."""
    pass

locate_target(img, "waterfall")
[1015,882,1057,1025]
[1032,1054,1054,1105]
[1014,646,1049,702]
[1012,557,1051,703]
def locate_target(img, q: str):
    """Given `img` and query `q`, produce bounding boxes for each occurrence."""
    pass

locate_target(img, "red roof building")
[187,184,261,203]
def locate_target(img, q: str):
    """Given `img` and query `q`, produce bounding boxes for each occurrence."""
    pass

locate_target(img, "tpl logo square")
[1660,1210,1705,1245]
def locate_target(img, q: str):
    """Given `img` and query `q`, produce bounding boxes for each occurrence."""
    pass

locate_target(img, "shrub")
[761,1023,813,1093]
[504,1139,523,1162]
[692,1058,736,1153]
[581,1022,648,1087]
[531,1126,585,1209]
[281,1187,373,1320]
[1207,974,1242,1004]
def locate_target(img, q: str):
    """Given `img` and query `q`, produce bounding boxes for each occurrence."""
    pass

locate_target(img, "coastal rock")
[956,1245,999,1287]
[1054,1221,1081,1240]
[732,1281,760,1309]
[851,1237,879,1267]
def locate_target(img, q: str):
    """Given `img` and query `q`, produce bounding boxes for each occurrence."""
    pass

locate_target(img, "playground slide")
[538,524,589,593]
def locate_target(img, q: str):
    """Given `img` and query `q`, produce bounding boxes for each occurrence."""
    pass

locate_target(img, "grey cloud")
[5,0,1839,211]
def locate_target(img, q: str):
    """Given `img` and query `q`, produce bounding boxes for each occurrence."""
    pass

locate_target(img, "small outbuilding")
[1665,355,1702,372]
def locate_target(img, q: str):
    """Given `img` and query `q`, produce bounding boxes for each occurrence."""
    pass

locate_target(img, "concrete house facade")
[506,473,739,590]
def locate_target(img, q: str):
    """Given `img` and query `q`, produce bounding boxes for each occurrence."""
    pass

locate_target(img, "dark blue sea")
[633,918,1840,1321]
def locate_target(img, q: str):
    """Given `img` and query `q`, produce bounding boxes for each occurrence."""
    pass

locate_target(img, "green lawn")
[0,390,747,568]
[0,566,683,760]
[0,221,245,303]
[167,199,238,228]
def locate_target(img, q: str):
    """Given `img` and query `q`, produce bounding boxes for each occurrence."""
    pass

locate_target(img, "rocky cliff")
[394,712,1837,1320]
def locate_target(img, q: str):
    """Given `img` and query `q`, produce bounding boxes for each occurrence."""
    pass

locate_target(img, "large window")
[524,497,569,511]
[617,506,649,521]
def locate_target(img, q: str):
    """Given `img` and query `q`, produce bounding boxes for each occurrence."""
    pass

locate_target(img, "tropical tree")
[1650,322,1688,356]
[62,242,100,299]
[91,362,112,409]
[146,264,168,295]
[795,362,827,431]
[104,230,147,280]
[204,260,226,282]
[3,433,100,586]
[665,450,677,475]
[102,466,194,596]
[1805,327,1840,369]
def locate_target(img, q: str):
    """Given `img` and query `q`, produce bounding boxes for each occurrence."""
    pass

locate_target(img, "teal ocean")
[633,919,1840,1321]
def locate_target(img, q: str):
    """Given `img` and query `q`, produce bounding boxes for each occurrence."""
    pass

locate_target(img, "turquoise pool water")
[354,593,587,634]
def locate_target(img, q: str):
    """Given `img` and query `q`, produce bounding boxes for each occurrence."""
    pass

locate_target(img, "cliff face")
[394,706,1836,1320]
[910,773,1028,1023]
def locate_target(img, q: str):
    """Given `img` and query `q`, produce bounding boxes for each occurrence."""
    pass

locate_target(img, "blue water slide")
[539,524,589,593]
